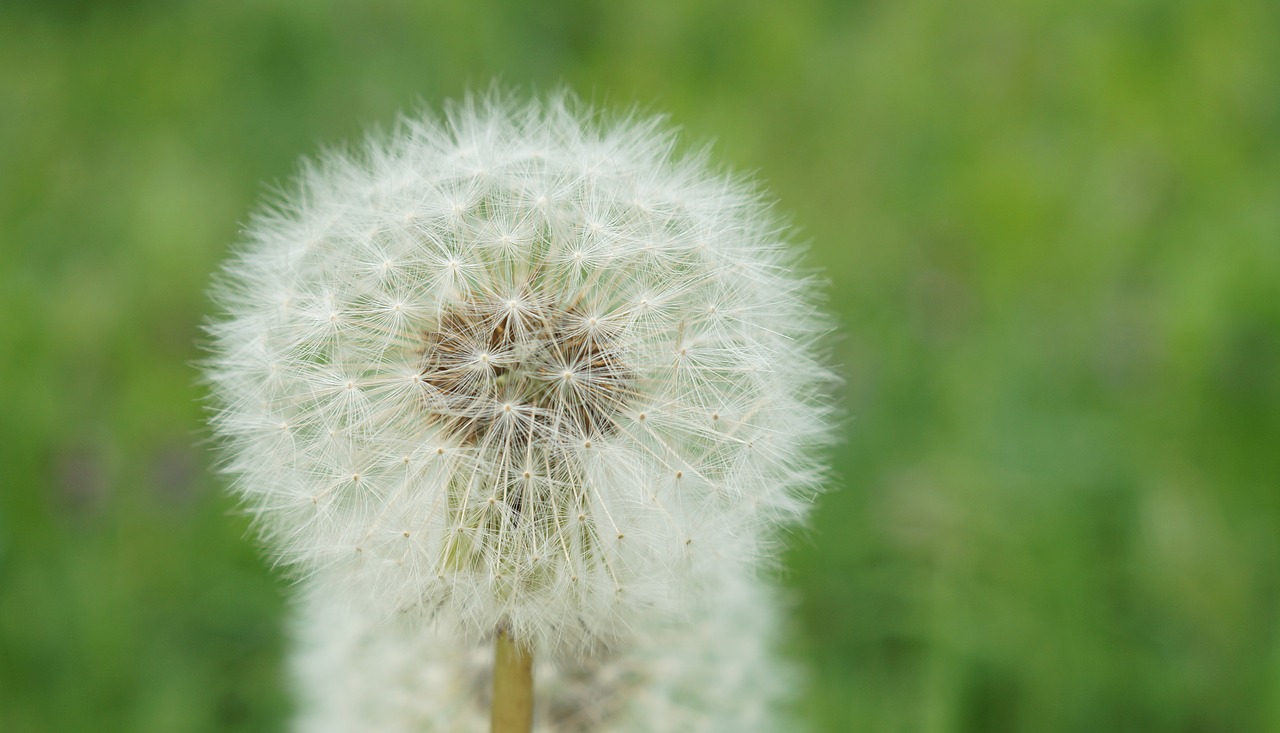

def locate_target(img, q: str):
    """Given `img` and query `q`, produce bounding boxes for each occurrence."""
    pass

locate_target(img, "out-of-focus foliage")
[0,1,1276,731]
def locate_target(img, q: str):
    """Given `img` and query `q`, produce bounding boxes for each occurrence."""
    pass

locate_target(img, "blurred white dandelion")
[291,568,797,733]
[204,92,833,655]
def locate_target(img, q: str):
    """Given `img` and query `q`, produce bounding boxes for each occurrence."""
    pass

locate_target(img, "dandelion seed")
[291,569,796,733]
[203,91,833,656]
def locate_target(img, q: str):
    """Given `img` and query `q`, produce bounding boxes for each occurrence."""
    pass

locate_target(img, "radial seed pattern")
[205,94,832,653]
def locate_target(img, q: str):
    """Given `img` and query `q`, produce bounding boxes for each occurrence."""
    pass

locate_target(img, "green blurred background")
[1,1,1277,731]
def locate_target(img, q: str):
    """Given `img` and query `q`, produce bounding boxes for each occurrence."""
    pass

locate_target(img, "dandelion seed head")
[205,91,833,655]
[291,570,797,733]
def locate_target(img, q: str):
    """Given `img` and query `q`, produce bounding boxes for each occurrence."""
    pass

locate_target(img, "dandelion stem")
[491,626,533,733]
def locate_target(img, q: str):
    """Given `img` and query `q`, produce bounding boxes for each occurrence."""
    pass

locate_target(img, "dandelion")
[204,91,832,727]
[290,568,797,733]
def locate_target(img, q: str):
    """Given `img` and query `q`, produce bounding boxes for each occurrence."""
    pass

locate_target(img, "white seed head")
[290,570,797,733]
[204,92,833,654]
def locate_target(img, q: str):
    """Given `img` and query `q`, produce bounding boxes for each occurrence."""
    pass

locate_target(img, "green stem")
[490,627,533,733]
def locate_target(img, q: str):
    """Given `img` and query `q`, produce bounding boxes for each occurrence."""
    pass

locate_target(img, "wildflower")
[290,569,797,733]
[205,92,832,655]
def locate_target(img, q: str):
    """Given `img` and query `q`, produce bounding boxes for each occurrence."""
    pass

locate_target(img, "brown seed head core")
[419,291,633,449]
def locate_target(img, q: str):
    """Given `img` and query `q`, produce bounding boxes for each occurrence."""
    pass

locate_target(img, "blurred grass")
[1,1,1277,731]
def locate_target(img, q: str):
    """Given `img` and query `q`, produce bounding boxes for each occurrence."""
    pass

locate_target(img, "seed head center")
[419,292,632,445]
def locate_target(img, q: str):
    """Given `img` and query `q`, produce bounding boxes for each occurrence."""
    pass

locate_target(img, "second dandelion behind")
[205,93,832,657]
